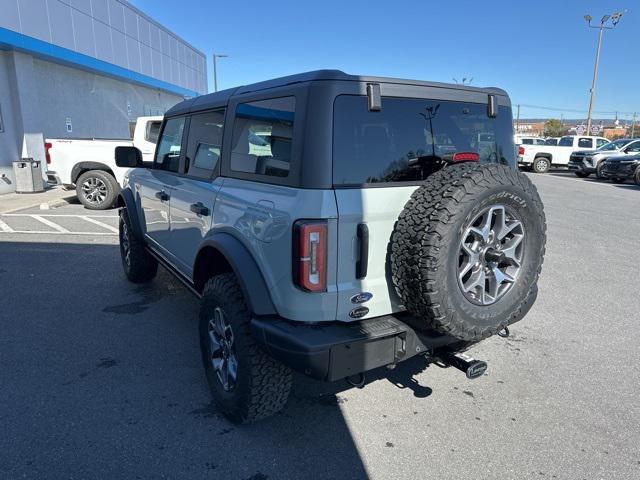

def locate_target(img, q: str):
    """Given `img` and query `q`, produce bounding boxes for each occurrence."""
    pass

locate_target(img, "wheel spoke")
[208,328,222,354]
[501,234,524,265]
[227,355,238,384]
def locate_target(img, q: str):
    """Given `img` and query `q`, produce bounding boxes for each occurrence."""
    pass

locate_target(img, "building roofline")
[0,27,198,98]
[117,0,206,58]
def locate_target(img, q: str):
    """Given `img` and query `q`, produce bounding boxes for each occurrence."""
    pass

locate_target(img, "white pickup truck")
[517,135,609,173]
[46,116,162,209]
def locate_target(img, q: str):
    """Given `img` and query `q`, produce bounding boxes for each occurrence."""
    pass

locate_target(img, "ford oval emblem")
[349,306,369,319]
[351,292,373,304]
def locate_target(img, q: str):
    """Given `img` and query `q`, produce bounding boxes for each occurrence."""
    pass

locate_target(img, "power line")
[517,103,637,116]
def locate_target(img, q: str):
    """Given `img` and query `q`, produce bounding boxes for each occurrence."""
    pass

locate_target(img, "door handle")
[155,191,169,201]
[190,202,210,216]
[356,223,369,279]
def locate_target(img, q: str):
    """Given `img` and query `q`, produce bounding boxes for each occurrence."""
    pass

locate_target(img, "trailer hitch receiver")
[439,352,488,380]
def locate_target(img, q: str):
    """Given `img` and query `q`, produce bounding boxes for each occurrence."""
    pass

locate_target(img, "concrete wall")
[0,0,207,95]
[0,50,183,194]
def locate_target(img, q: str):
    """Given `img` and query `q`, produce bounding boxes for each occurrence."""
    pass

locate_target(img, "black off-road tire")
[119,208,158,283]
[391,163,546,342]
[199,274,292,424]
[76,170,119,210]
[574,171,590,178]
[531,157,550,173]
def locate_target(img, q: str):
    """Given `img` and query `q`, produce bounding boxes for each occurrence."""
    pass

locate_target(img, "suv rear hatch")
[332,93,515,321]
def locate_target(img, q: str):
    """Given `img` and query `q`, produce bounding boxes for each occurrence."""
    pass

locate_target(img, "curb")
[2,192,77,214]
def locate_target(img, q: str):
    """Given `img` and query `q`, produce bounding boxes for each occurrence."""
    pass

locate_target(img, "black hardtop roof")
[165,69,509,117]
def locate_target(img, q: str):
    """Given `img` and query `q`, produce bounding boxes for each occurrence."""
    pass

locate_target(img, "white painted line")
[0,217,15,233]
[0,230,115,236]
[79,215,119,233]
[2,214,117,218]
[31,215,70,233]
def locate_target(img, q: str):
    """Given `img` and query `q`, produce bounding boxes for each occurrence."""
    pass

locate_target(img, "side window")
[145,121,162,144]
[626,141,640,153]
[578,138,593,148]
[522,139,533,144]
[184,110,225,178]
[230,97,295,178]
[596,138,609,148]
[154,117,185,173]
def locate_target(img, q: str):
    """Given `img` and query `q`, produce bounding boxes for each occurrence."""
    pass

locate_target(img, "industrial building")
[0,0,207,194]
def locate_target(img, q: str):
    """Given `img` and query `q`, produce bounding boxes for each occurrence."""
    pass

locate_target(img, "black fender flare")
[117,188,144,241]
[71,162,115,184]
[196,233,276,316]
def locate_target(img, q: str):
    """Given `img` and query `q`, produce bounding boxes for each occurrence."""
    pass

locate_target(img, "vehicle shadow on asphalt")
[0,240,438,479]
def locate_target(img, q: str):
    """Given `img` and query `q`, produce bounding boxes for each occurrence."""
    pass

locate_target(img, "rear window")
[333,96,514,185]
[230,97,295,178]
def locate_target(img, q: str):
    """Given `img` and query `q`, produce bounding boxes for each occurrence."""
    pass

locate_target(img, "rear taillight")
[518,146,525,156]
[44,142,52,164]
[452,152,480,162]
[293,220,327,292]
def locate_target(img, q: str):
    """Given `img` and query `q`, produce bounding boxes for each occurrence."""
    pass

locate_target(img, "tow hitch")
[438,352,488,380]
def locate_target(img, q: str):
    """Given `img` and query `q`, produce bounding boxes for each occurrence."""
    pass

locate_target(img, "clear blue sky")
[130,0,637,120]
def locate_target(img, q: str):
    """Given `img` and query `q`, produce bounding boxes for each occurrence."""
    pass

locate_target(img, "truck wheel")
[199,273,292,424]
[119,208,158,283]
[76,170,119,210]
[391,163,547,342]
[574,171,590,178]
[531,157,550,173]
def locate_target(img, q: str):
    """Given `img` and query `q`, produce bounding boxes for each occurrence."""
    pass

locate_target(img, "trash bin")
[13,158,45,193]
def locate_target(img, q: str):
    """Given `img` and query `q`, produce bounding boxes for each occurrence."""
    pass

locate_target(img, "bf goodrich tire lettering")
[391,163,547,341]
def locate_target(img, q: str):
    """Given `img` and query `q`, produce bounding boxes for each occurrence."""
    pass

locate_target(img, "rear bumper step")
[250,314,462,382]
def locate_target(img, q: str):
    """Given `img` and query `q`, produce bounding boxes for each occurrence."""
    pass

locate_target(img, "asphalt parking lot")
[1,172,639,480]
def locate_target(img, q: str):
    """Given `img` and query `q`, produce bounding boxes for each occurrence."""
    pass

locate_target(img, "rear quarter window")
[333,96,514,186]
[230,97,295,178]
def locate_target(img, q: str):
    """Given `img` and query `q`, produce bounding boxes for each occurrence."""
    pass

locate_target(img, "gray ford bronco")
[114,70,546,424]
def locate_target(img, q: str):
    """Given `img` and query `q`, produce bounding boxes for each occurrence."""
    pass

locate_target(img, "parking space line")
[0,230,115,236]
[0,218,15,233]
[79,215,119,233]
[31,215,70,233]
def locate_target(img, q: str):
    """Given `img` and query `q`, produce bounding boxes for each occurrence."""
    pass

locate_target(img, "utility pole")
[212,53,229,92]
[583,12,625,135]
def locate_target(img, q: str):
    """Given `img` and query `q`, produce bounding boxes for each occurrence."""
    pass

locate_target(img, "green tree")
[544,119,565,137]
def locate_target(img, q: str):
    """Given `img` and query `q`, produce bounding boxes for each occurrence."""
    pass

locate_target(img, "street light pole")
[212,53,229,93]
[583,12,625,135]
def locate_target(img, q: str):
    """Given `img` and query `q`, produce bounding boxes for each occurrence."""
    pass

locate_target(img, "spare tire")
[390,163,546,341]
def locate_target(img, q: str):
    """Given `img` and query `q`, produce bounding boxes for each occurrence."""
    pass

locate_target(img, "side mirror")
[115,146,143,168]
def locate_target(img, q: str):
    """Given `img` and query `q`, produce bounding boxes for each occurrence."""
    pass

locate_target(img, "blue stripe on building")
[0,27,198,98]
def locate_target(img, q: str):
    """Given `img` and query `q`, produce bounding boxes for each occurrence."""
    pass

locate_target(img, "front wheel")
[532,157,550,174]
[76,170,119,210]
[199,274,292,424]
[595,162,606,179]
[119,209,158,283]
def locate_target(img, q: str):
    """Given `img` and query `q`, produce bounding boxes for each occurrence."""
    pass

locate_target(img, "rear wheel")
[531,157,550,173]
[391,163,547,342]
[76,170,119,210]
[199,273,292,424]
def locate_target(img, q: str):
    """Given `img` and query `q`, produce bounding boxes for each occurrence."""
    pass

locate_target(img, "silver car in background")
[568,138,640,178]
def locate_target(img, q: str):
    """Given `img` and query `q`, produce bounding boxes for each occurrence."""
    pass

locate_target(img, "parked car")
[600,153,640,184]
[517,135,609,173]
[567,138,640,178]
[45,116,162,209]
[515,135,547,145]
[114,70,547,424]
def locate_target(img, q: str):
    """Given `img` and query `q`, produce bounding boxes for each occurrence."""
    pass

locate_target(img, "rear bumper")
[250,314,461,382]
